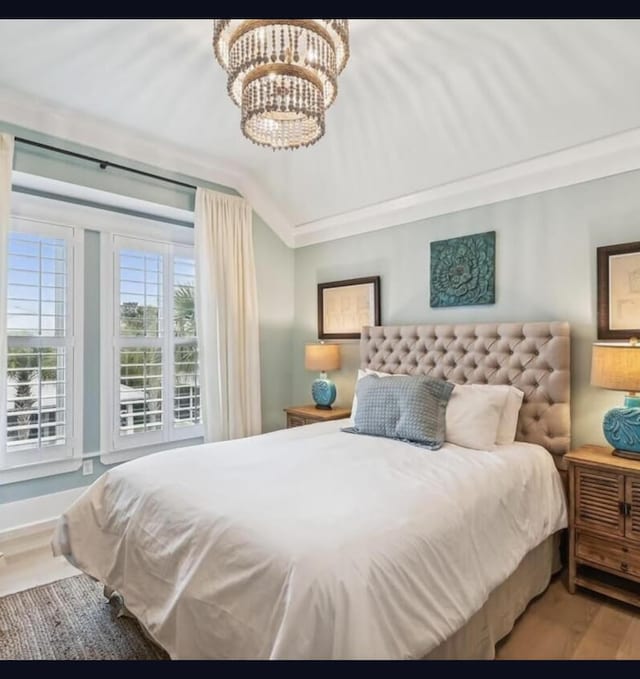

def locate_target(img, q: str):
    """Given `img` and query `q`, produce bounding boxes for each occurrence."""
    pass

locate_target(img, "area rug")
[0,575,168,660]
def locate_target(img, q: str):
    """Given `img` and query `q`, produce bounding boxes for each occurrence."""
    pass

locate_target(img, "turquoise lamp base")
[624,394,640,408]
[311,372,336,410]
[603,405,640,458]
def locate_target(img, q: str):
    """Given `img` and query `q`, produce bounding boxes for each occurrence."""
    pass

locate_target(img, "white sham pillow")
[349,369,367,424]
[445,384,505,450]
[471,384,524,445]
[350,368,407,425]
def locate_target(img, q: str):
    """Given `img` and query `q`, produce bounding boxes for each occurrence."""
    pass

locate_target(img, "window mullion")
[173,336,196,346]
[7,335,65,349]
[111,241,119,451]
[118,336,163,349]
[164,245,173,442]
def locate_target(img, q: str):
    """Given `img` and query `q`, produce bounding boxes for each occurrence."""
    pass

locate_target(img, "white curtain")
[194,188,261,442]
[0,134,14,454]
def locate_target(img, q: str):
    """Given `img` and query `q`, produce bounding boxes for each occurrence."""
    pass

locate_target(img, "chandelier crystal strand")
[212,20,349,150]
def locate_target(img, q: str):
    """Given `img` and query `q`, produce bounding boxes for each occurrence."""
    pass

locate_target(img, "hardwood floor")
[2,544,640,659]
[497,574,640,659]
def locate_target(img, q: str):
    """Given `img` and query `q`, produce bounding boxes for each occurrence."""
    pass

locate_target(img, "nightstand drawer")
[287,414,307,428]
[576,532,640,578]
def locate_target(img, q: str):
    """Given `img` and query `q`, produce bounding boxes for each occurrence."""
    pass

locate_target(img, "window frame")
[101,232,202,464]
[0,216,84,484]
[2,187,198,484]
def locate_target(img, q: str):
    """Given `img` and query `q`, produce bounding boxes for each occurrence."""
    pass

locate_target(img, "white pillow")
[349,369,367,424]
[351,372,524,446]
[471,384,524,445]
[350,368,407,424]
[445,384,505,450]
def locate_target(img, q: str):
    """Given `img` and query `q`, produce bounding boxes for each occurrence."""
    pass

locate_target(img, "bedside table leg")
[568,528,576,594]
[567,465,576,594]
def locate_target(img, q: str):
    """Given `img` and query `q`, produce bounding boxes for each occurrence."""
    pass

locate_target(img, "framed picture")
[317,276,380,340]
[430,230,496,308]
[598,240,640,340]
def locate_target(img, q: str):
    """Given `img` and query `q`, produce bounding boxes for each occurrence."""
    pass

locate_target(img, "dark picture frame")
[317,276,381,340]
[597,240,640,340]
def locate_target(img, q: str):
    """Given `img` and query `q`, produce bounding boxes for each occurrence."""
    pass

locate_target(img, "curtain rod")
[15,137,197,191]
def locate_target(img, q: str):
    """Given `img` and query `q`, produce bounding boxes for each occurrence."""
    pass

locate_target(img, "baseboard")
[0,516,58,542]
[0,487,85,554]
[0,518,58,558]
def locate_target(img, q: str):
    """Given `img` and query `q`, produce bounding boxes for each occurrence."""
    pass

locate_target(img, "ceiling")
[0,19,640,243]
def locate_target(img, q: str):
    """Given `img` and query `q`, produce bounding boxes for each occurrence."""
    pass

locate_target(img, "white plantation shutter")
[172,255,200,430]
[108,235,202,453]
[115,244,164,447]
[3,221,81,469]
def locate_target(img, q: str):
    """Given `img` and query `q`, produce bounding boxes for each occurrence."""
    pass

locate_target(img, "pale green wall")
[254,213,294,432]
[293,170,640,450]
[6,118,640,504]
[1,123,294,503]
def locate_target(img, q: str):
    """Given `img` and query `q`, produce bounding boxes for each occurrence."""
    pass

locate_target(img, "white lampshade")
[591,342,640,393]
[305,343,341,372]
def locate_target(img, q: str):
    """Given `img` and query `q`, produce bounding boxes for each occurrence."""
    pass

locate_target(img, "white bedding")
[52,420,567,659]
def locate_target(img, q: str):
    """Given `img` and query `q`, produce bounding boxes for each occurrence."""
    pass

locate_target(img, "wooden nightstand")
[284,405,351,428]
[567,444,640,607]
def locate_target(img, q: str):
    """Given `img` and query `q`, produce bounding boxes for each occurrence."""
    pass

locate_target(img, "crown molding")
[293,127,640,248]
[0,88,295,248]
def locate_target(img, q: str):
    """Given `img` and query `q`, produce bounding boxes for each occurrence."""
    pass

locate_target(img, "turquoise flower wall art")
[430,231,496,308]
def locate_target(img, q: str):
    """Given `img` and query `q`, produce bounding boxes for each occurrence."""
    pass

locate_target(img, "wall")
[254,213,294,432]
[4,119,640,507]
[1,123,294,504]
[293,169,640,449]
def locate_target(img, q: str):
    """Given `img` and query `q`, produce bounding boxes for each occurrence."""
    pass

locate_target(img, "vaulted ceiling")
[1,19,640,246]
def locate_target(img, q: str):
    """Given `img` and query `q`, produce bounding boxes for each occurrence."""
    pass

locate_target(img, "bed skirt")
[424,532,561,659]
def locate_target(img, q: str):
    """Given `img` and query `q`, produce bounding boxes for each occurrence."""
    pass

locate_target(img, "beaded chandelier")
[212,20,349,150]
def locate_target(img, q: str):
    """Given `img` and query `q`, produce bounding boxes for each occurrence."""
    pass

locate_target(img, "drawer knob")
[621,562,629,572]
[623,546,629,553]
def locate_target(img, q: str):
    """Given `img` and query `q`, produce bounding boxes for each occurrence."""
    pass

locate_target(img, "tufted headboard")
[360,322,571,469]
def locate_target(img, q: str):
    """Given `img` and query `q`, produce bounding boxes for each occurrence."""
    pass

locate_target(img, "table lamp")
[305,343,341,409]
[591,339,640,459]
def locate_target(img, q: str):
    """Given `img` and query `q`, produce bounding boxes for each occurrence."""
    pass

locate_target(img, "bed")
[52,321,570,659]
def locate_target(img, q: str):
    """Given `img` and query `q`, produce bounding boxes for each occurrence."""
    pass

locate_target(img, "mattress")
[53,419,567,659]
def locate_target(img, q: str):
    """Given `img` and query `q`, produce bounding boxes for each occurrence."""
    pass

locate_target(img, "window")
[1,187,196,484]
[2,219,83,474]
[103,235,201,459]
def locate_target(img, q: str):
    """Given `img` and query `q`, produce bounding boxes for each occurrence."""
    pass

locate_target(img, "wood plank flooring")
[497,574,640,659]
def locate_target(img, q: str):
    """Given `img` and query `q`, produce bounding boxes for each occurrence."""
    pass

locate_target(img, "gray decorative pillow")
[341,374,454,449]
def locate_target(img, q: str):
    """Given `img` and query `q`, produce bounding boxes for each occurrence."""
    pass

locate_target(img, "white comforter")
[53,420,567,659]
